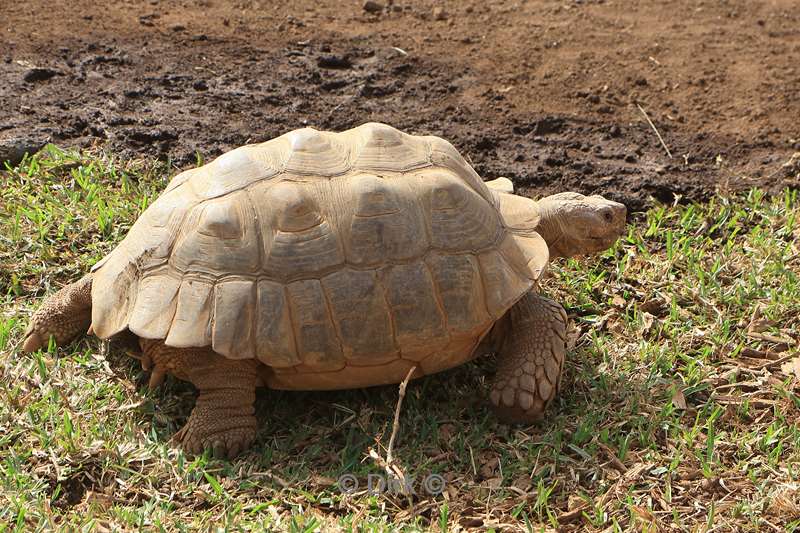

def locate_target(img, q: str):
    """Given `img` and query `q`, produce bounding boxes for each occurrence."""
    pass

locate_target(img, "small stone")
[433,6,448,20]
[362,0,383,13]
[169,23,186,32]
[23,67,57,83]
[316,55,351,69]
[0,136,49,166]
[192,80,208,91]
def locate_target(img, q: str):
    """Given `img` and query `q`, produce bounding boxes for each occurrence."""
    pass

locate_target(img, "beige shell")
[90,123,548,389]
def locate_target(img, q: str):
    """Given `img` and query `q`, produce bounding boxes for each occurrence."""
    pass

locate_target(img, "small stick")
[636,103,672,159]
[367,365,417,496]
[255,469,290,488]
[387,366,416,465]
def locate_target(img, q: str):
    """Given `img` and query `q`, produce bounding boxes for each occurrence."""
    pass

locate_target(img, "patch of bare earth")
[2,0,799,210]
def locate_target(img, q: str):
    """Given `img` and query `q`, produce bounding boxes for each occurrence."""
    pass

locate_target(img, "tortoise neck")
[535,200,568,258]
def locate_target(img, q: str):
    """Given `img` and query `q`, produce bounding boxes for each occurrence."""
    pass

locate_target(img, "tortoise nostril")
[603,210,614,223]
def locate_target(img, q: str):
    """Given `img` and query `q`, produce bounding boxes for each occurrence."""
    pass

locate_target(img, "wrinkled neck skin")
[534,200,570,259]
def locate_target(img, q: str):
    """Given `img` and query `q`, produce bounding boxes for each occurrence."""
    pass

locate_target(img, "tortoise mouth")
[588,232,619,242]
[585,232,622,251]
[588,221,626,241]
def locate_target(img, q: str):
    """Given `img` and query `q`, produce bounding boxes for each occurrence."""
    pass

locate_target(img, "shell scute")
[321,268,397,362]
[250,181,344,279]
[285,128,350,175]
[346,174,427,265]
[287,279,344,370]
[478,250,534,319]
[351,122,428,171]
[426,253,492,337]
[426,136,493,202]
[255,280,299,367]
[498,231,550,281]
[189,145,282,200]
[382,262,448,355]
[127,272,180,339]
[165,278,213,348]
[170,192,260,274]
[422,172,503,251]
[212,280,257,359]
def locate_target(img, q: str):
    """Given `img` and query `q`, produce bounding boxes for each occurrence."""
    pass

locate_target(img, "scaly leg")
[489,292,568,422]
[23,274,93,352]
[140,339,259,458]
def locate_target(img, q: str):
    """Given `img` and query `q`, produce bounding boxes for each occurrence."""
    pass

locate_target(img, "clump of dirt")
[1,0,798,210]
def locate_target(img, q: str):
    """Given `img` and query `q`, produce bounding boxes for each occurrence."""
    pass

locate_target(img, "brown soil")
[2,0,799,210]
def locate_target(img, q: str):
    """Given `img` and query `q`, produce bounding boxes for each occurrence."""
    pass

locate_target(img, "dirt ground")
[1,0,799,210]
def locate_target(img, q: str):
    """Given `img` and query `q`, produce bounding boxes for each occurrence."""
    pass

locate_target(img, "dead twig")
[599,443,628,473]
[387,366,415,464]
[636,103,673,159]
[367,366,417,496]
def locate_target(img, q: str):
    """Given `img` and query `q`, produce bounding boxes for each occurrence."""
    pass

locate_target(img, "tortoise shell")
[89,123,548,389]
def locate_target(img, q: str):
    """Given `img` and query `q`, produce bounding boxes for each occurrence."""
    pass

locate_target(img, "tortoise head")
[535,192,627,259]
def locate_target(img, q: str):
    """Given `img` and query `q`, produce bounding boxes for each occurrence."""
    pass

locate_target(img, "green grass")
[1,146,799,531]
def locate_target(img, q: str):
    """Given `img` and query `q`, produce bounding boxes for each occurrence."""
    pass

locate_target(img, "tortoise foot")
[490,292,567,424]
[172,402,257,459]
[140,341,260,458]
[23,275,92,352]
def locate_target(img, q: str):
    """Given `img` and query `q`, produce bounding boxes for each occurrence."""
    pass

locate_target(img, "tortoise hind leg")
[140,339,259,458]
[23,274,93,352]
[489,292,568,422]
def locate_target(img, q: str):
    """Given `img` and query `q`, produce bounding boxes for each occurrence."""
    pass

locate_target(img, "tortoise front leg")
[23,274,93,352]
[489,292,567,422]
[140,339,259,458]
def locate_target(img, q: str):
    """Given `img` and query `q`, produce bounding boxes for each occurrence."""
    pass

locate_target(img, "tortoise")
[22,123,626,458]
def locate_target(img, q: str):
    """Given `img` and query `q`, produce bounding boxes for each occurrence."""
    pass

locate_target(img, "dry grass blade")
[636,103,673,158]
[367,365,417,497]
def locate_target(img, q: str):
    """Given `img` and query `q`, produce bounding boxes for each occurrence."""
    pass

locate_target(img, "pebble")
[23,67,57,83]
[433,7,448,20]
[317,55,352,69]
[362,0,383,13]
[0,136,49,166]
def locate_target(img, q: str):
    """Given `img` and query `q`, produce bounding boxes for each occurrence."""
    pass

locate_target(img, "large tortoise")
[23,123,626,457]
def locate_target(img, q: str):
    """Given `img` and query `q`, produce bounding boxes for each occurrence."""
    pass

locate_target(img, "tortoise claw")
[140,351,153,371]
[148,365,167,389]
[22,331,44,353]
